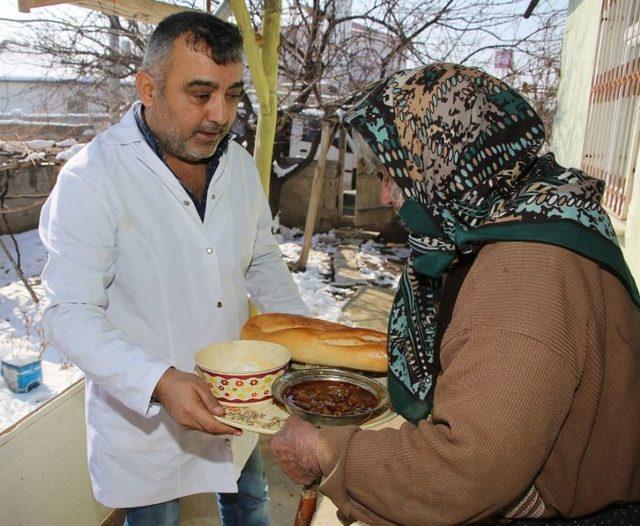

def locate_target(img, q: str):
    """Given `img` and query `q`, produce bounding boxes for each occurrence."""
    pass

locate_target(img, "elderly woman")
[270,63,640,525]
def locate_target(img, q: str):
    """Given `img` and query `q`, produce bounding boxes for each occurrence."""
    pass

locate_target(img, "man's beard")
[155,119,227,163]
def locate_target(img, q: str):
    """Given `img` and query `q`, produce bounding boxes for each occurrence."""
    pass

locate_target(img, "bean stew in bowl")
[272,367,389,427]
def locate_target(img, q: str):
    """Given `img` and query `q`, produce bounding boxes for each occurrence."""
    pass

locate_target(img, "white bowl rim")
[194,340,291,375]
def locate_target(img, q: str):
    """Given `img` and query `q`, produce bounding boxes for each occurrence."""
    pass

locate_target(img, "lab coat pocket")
[89,390,173,454]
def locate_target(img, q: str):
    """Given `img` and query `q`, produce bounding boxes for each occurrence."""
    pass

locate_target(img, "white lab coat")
[39,105,308,508]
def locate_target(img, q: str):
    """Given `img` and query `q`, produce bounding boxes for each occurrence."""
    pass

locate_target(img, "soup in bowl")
[272,367,388,426]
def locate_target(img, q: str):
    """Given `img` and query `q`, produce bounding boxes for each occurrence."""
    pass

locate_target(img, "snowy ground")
[0,230,83,431]
[277,227,353,323]
[0,226,407,432]
[0,138,87,166]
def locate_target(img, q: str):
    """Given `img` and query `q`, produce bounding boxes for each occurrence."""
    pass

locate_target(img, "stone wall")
[0,163,60,235]
[278,159,397,232]
[354,171,395,229]
[278,160,341,231]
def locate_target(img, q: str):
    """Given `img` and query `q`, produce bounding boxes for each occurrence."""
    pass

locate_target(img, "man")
[39,11,307,526]
[270,64,640,525]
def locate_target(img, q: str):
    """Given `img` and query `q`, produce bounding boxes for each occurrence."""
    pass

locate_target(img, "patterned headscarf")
[344,63,640,422]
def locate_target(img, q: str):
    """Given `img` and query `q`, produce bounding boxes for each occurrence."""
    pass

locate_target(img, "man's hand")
[270,415,322,484]
[153,367,242,436]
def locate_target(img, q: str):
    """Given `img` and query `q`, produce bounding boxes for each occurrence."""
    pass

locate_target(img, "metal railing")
[582,0,640,220]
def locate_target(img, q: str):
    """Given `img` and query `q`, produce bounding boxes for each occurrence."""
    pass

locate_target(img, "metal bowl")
[271,367,389,427]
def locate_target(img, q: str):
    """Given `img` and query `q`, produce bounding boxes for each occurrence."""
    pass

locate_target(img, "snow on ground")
[55,138,78,148]
[0,230,83,431]
[0,229,48,287]
[25,139,56,150]
[0,139,87,163]
[277,227,353,323]
[55,143,85,161]
[357,239,411,288]
[0,335,83,431]
[23,151,46,162]
[272,160,298,179]
[0,226,407,432]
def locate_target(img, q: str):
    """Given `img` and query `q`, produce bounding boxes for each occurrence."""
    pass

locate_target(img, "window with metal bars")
[582,0,640,220]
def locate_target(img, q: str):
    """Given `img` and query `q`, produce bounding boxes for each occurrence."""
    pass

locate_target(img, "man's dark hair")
[142,11,243,83]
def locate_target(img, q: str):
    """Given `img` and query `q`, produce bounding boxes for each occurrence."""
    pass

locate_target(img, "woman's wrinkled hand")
[270,415,322,484]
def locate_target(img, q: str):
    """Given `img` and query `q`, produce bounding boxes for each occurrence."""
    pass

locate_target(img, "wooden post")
[18,0,192,23]
[295,121,337,271]
[336,126,346,221]
[293,483,319,526]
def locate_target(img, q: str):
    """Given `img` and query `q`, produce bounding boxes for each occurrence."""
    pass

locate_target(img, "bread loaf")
[240,313,388,372]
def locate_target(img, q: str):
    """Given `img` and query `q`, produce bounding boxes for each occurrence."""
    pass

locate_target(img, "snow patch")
[25,139,55,149]
[300,108,325,118]
[273,160,298,179]
[23,152,46,162]
[55,138,78,148]
[55,143,85,162]
[1,141,26,154]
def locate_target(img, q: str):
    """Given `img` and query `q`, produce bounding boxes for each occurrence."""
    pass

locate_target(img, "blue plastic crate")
[2,358,42,393]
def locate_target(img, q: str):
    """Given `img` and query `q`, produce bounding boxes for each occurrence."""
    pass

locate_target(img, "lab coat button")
[224,438,231,446]
[183,200,190,206]
[217,301,223,308]
[206,247,213,254]
[211,193,216,200]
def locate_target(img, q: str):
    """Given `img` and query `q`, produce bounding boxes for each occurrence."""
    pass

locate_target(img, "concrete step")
[343,285,396,333]
[332,245,369,287]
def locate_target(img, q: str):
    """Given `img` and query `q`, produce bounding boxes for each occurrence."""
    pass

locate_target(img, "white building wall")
[552,0,640,283]
[0,78,135,121]
[0,79,71,115]
[550,0,601,167]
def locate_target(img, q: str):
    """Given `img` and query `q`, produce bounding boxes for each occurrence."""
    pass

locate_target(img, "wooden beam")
[18,0,65,12]
[296,121,338,271]
[336,126,346,219]
[18,0,193,24]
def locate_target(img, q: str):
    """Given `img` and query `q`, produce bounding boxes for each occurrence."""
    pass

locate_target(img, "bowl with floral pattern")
[195,340,291,406]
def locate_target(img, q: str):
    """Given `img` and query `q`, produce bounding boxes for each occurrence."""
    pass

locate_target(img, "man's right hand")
[153,367,242,436]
